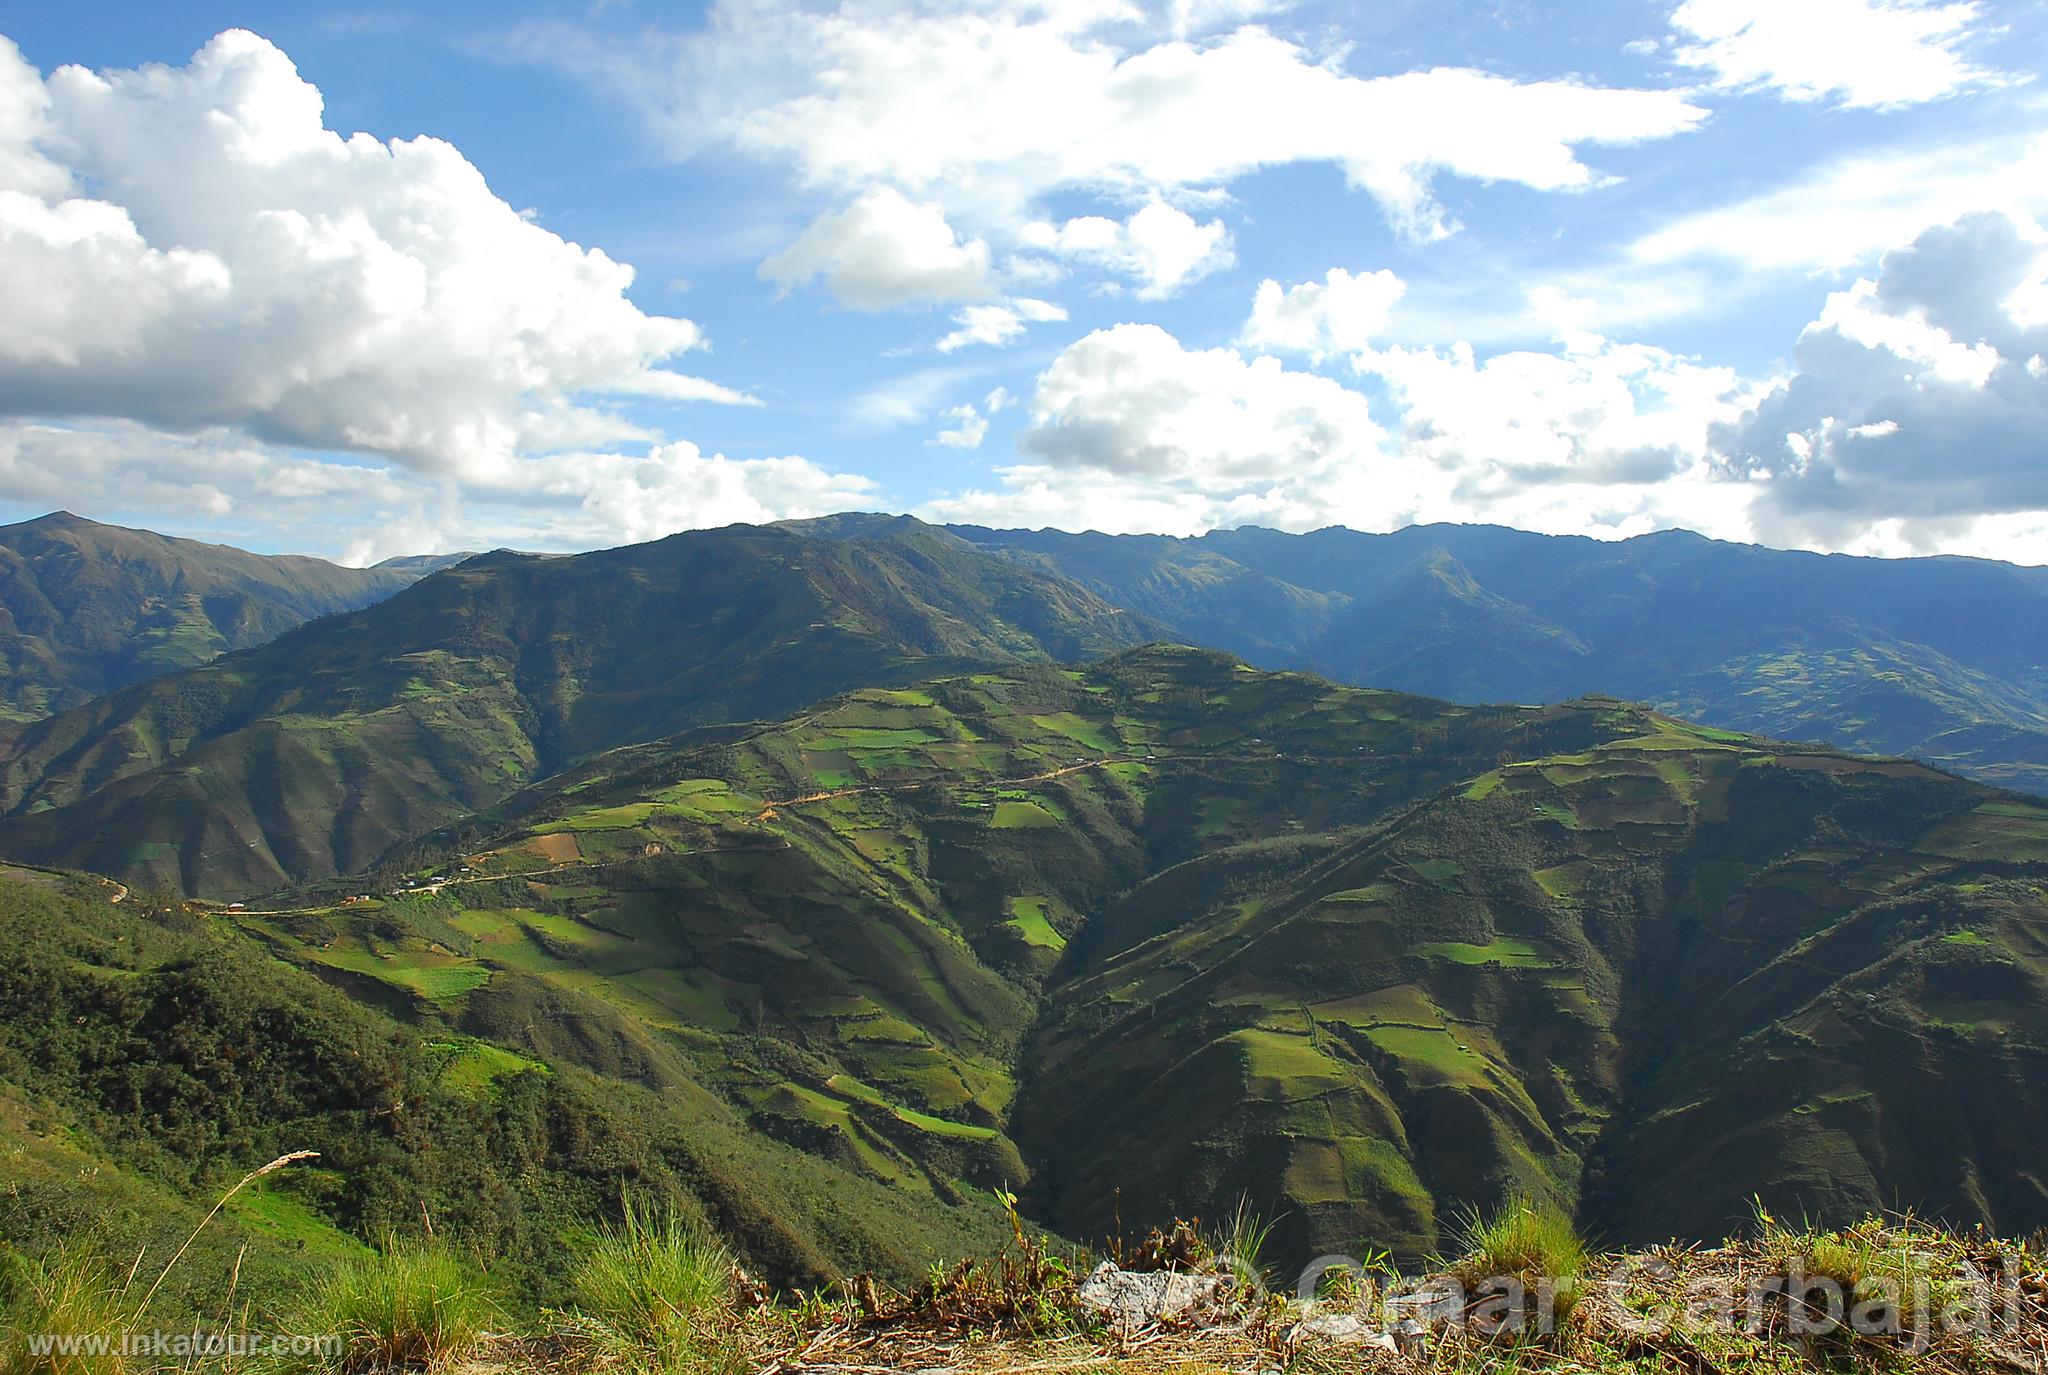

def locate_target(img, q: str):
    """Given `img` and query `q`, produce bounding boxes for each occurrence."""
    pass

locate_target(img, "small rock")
[1075,1260,1220,1334]
[1391,1317,1431,1357]
[1281,1311,1399,1351]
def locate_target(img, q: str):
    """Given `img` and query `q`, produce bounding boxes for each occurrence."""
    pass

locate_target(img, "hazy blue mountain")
[824,519,2048,793]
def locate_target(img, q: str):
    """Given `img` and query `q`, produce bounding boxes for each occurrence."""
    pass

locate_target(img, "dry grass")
[750,1314,1289,1375]
[0,1241,135,1375]
[732,1213,2048,1375]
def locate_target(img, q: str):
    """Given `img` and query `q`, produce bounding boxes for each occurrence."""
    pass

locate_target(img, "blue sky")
[0,0,2043,563]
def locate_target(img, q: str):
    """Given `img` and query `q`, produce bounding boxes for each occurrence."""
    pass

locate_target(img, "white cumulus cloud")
[936,297,1067,352]
[921,322,1417,534]
[533,1,1709,260]
[0,31,878,558]
[1241,267,1405,359]
[0,30,750,484]
[760,187,997,308]
[922,297,1764,544]
[533,441,879,551]
[1666,0,2008,109]
[1020,201,1233,298]
[0,419,877,566]
[1711,211,2048,552]
[932,403,990,449]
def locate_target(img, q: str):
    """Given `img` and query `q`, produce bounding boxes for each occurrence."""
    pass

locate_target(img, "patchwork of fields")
[204,647,2048,1265]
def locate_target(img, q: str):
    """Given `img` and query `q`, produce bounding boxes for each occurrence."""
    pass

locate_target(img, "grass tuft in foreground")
[1445,1198,1590,1326]
[563,1200,742,1375]
[1755,1204,1984,1343]
[276,1238,497,1374]
[0,1241,134,1375]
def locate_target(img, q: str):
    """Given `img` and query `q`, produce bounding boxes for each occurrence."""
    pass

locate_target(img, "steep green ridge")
[794,518,2048,793]
[0,524,1160,895]
[1021,716,2048,1262]
[253,649,1571,1219]
[0,511,456,722]
[192,649,2048,1272]
[0,863,1018,1311]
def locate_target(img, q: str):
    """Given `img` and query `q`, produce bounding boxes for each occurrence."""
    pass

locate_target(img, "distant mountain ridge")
[6,510,2048,900]
[0,523,1160,894]
[785,516,2048,793]
[0,511,466,722]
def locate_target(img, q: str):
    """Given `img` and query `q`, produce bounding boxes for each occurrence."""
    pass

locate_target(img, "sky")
[0,1,2043,565]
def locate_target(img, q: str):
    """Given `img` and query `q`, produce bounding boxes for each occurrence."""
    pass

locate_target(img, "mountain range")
[1,511,2045,900]
[0,521,1156,894]
[5,645,2041,1301]
[0,511,465,723]
[795,515,2048,794]
[0,506,2045,1308]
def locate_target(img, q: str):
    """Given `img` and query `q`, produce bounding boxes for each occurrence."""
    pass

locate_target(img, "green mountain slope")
[0,524,1161,895]
[173,648,2048,1271]
[0,511,457,722]
[1020,714,2048,1262]
[0,863,1019,1309]
[839,519,2048,793]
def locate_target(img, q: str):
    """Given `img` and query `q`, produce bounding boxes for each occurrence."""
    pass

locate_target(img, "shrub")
[278,1238,497,1372]
[897,1189,1074,1337]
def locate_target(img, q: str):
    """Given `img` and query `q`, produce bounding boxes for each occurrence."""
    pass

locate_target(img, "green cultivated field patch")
[1024,711,1113,752]
[1002,895,1066,950]
[823,1073,998,1139]
[991,799,1061,829]
[1608,729,1739,753]
[656,780,753,819]
[876,684,946,704]
[1410,935,1563,968]
[1321,883,1397,904]
[1196,796,1243,836]
[1365,1024,1490,1086]
[817,727,939,749]
[541,801,661,832]
[1917,804,2048,864]
[619,968,742,1030]
[428,1038,546,1097]
[1463,771,1504,800]
[1312,983,1445,1028]
[1533,862,1587,900]
[1104,760,1152,791]
[314,947,490,1002]
[227,1184,372,1261]
[1979,801,2048,818]
[1232,1028,1352,1101]
[1284,1138,1351,1203]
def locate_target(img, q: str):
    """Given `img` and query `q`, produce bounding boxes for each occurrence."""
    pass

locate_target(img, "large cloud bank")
[0,31,860,559]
